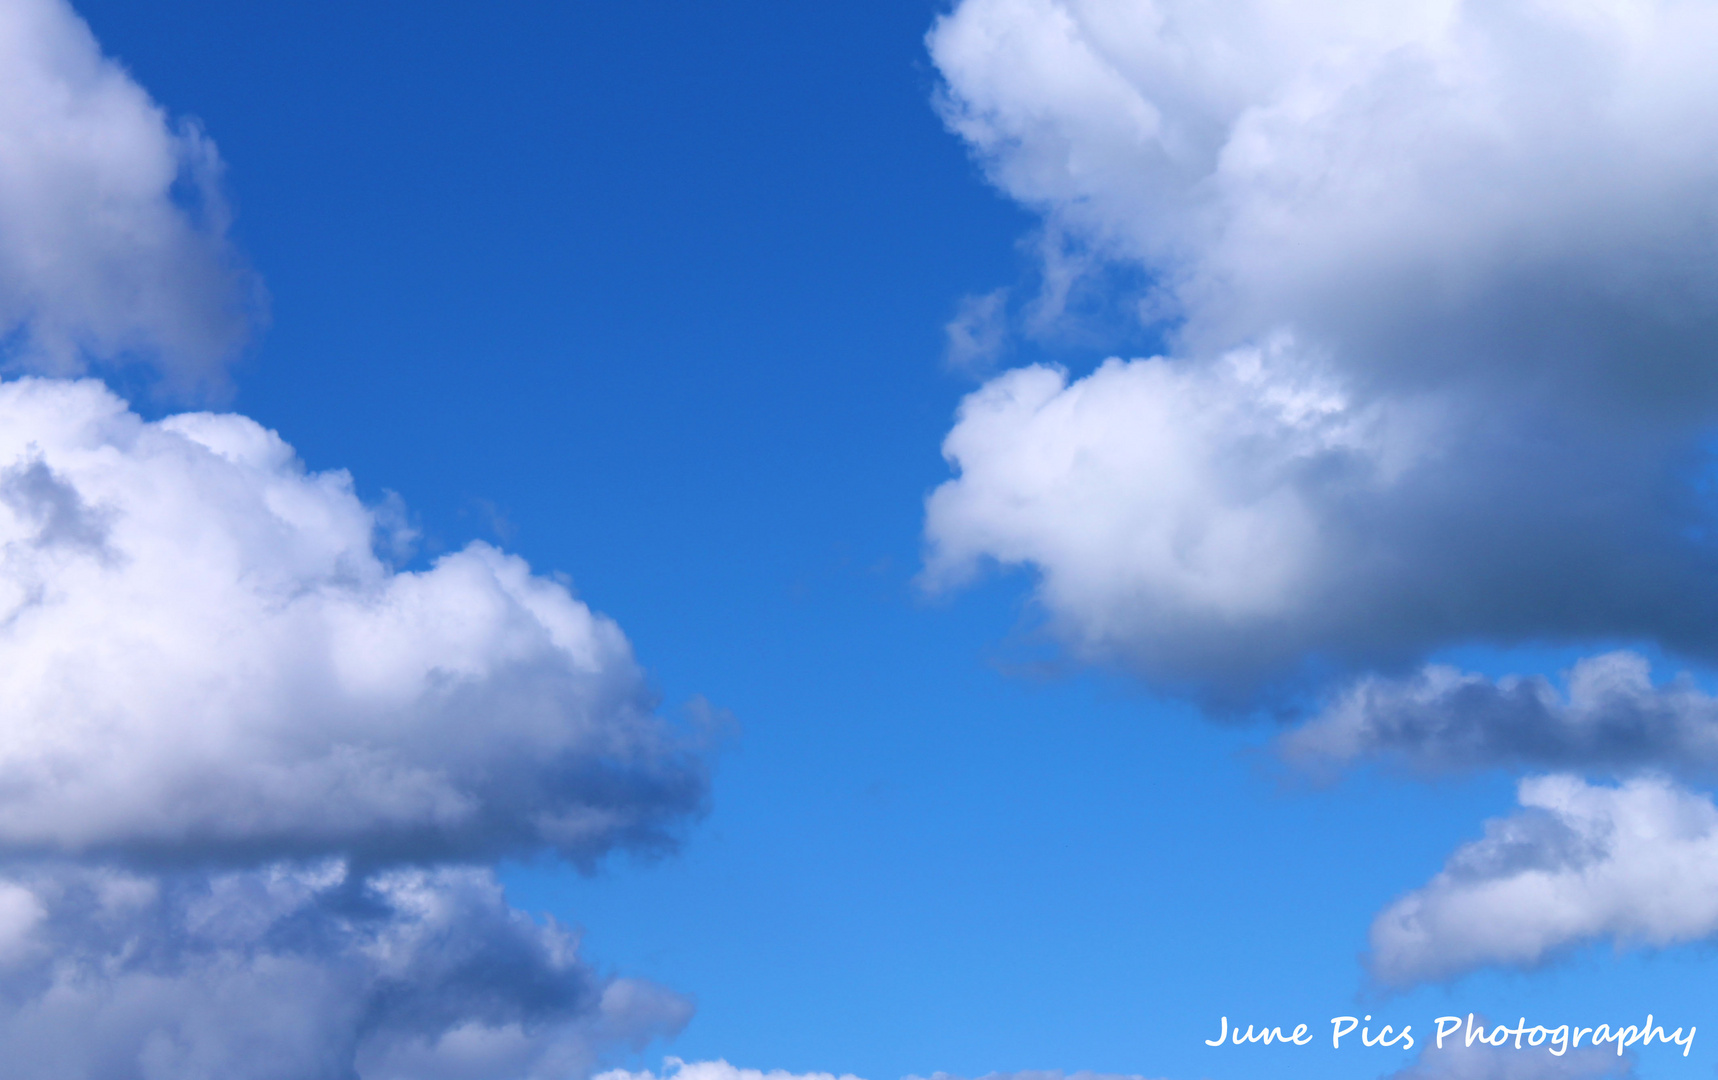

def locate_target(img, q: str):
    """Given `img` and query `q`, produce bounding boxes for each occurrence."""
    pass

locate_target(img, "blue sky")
[3,1,1718,1078]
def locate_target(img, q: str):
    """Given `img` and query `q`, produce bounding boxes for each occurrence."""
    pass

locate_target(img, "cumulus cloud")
[922,0,1718,696]
[930,0,1718,396]
[1369,775,1718,986]
[1386,1024,1630,1080]
[1282,651,1718,778]
[0,376,708,867]
[922,334,1718,695]
[0,0,257,392]
[0,2,711,1073]
[0,860,690,1080]
[0,373,711,1074]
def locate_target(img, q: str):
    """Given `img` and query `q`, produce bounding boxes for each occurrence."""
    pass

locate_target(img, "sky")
[1,1,1718,1078]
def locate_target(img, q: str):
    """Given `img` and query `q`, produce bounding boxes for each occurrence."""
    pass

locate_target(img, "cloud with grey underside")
[0,1,716,1076]
[1280,652,1718,780]
[922,0,1718,701]
[921,0,1718,995]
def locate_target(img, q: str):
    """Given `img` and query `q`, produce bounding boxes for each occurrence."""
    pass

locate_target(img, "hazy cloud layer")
[924,0,1718,695]
[0,0,257,391]
[1283,652,1718,778]
[608,1062,1164,1080]
[1386,1026,1630,1080]
[1370,775,1718,986]
[911,1071,1163,1080]
[601,1060,868,1080]
[0,861,690,1080]
[0,376,708,867]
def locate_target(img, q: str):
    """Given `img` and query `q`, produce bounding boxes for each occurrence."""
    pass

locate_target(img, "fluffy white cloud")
[923,0,1718,695]
[923,335,1716,694]
[0,0,256,391]
[930,0,1718,392]
[0,374,707,1075]
[0,5,709,1074]
[1370,775,1718,985]
[924,337,1423,689]
[1283,651,1718,777]
[0,376,707,866]
[0,860,690,1080]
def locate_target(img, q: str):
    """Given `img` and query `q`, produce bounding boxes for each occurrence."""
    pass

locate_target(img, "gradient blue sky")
[17,2,1718,1079]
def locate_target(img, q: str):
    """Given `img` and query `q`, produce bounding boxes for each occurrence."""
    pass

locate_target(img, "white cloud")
[924,332,1702,695]
[0,376,707,866]
[924,336,1424,690]
[930,0,1718,390]
[1282,651,1718,777]
[0,0,257,392]
[0,861,690,1080]
[0,4,707,1074]
[923,0,1718,695]
[1370,775,1718,985]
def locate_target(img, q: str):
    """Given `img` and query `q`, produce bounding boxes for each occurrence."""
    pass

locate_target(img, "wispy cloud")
[944,288,1010,375]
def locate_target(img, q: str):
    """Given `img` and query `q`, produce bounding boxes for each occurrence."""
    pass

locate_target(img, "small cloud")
[1280,651,1718,780]
[1370,775,1718,986]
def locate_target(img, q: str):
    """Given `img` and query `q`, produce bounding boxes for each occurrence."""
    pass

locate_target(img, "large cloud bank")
[0,0,256,391]
[924,0,1718,994]
[923,0,1718,695]
[1370,775,1718,985]
[0,377,709,1075]
[0,1,712,1073]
